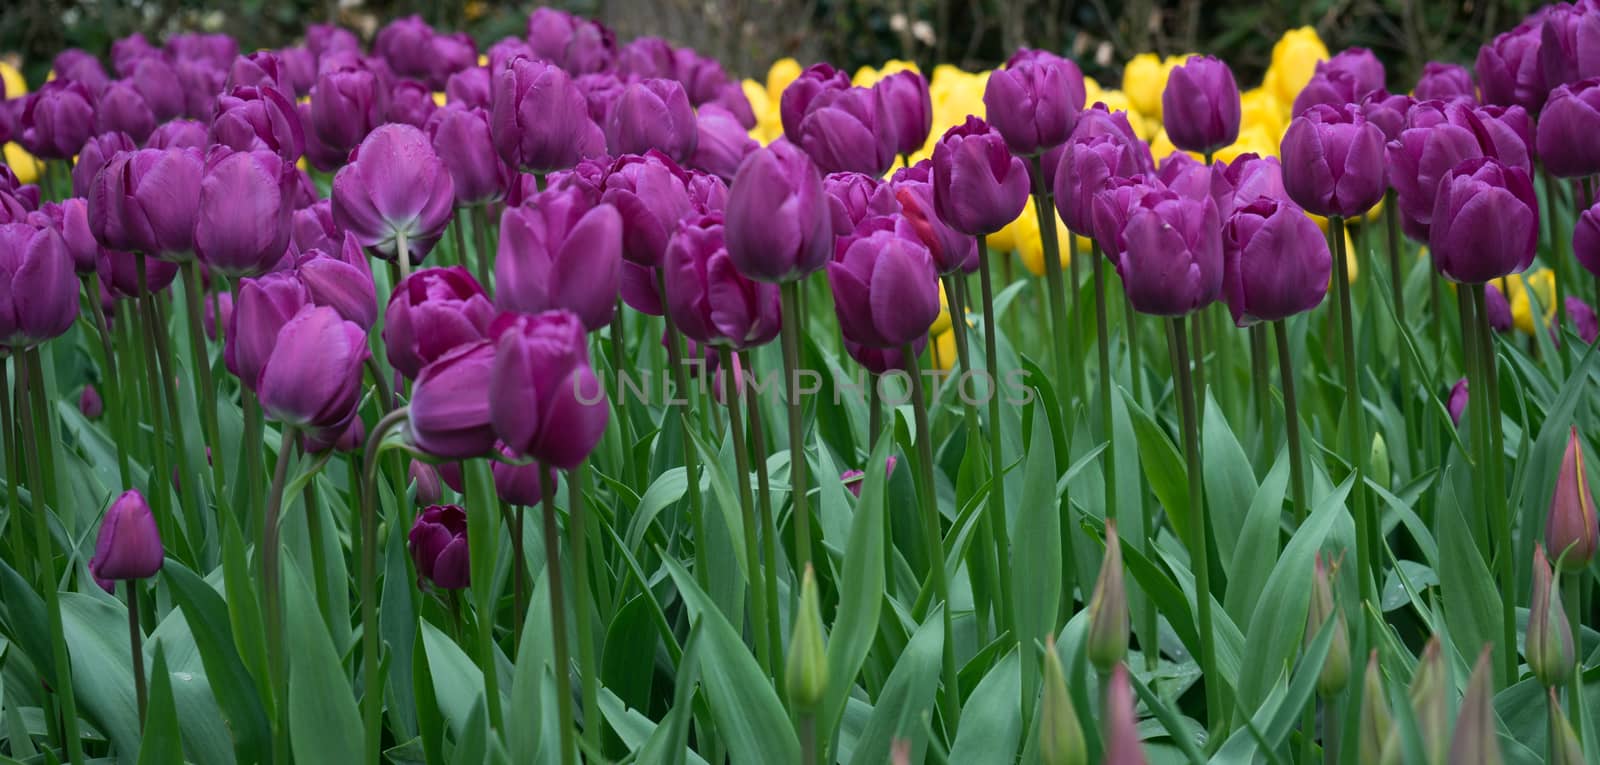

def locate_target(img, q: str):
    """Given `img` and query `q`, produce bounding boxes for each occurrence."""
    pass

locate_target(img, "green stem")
[304,479,331,620]
[1274,322,1309,523]
[86,273,130,488]
[1030,162,1074,414]
[180,261,226,508]
[473,207,494,294]
[1171,316,1223,740]
[262,426,297,765]
[1562,573,1585,733]
[660,275,709,588]
[513,502,526,652]
[1091,240,1117,534]
[359,408,411,764]
[799,713,818,765]
[451,210,468,269]
[1324,700,1340,765]
[127,582,146,726]
[867,372,882,452]
[1330,216,1375,604]
[540,462,579,765]
[396,229,411,282]
[1471,285,1515,685]
[1249,325,1271,438]
[780,280,812,574]
[609,299,638,486]
[135,261,178,547]
[978,240,1014,635]
[905,343,961,735]
[141,266,202,549]
[943,272,996,637]
[720,346,771,673]
[1,361,27,579]
[747,379,784,690]
[1459,288,1491,558]
[570,461,602,757]
[1383,191,1414,460]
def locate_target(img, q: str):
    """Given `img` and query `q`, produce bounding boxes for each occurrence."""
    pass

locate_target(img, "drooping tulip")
[1536,79,1600,178]
[1280,103,1387,218]
[87,147,205,260]
[331,124,456,264]
[490,310,610,469]
[491,57,607,174]
[409,339,498,459]
[1547,426,1597,572]
[195,148,298,277]
[1222,196,1331,325]
[89,490,163,593]
[496,186,622,331]
[409,504,470,589]
[663,212,782,349]
[19,80,97,160]
[725,141,832,283]
[0,222,77,351]
[982,50,1086,155]
[426,105,512,206]
[383,266,497,379]
[1429,157,1538,284]
[256,305,369,430]
[1162,55,1241,153]
[828,226,942,348]
[933,116,1030,236]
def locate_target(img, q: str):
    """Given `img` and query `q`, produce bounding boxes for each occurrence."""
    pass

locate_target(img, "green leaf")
[285,560,363,765]
[1201,392,1258,565]
[1224,449,1290,626]
[820,433,892,743]
[946,648,1022,765]
[1011,401,1060,724]
[164,560,271,765]
[136,645,183,765]
[846,605,946,765]
[1123,388,1189,542]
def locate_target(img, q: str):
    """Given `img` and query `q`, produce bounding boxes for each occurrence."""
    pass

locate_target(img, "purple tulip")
[725,141,833,283]
[383,266,497,379]
[690,104,758,183]
[982,51,1086,156]
[387,79,438,128]
[932,116,1030,236]
[1359,90,1413,141]
[496,186,622,331]
[1222,197,1331,325]
[256,305,368,430]
[675,49,733,107]
[446,67,492,110]
[1326,47,1387,94]
[88,147,204,260]
[1163,56,1241,153]
[97,250,178,299]
[89,490,163,592]
[601,151,695,266]
[664,212,782,349]
[93,81,154,144]
[375,15,438,83]
[892,164,977,273]
[409,504,470,589]
[195,148,297,277]
[492,450,555,506]
[828,226,942,348]
[527,9,615,75]
[0,222,76,351]
[409,339,498,459]
[291,200,341,255]
[1537,79,1600,177]
[410,461,444,504]
[1448,378,1470,425]
[687,170,728,214]
[780,63,852,142]
[843,337,926,374]
[793,84,896,176]
[174,59,228,120]
[1211,153,1286,220]
[1414,62,1477,102]
[33,198,99,273]
[206,290,233,341]
[307,23,360,61]
[225,51,287,93]
[876,70,934,157]
[1094,180,1223,316]
[491,57,607,174]
[297,232,377,329]
[210,86,305,162]
[1560,297,1600,344]
[426,106,512,206]
[52,49,109,92]
[72,131,137,199]
[1577,200,1600,278]
[1388,101,1531,241]
[1156,152,1214,201]
[19,81,97,160]
[277,47,316,98]
[308,60,389,157]
[332,124,456,264]
[1484,282,1514,332]
[1546,425,1598,571]
[146,118,209,150]
[1477,23,1549,114]
[711,83,758,129]
[1048,131,1143,241]
[490,310,609,469]
[842,456,898,497]
[167,32,238,70]
[225,271,310,387]
[120,57,184,123]
[823,172,899,235]
[617,36,676,80]
[1542,4,1600,88]
[1280,103,1388,218]
[111,34,161,77]
[79,384,104,419]
[1430,157,1539,284]
[607,78,698,163]
[487,36,536,75]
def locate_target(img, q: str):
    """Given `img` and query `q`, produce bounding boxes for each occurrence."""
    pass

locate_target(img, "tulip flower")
[823,172,899,234]
[793,84,896,176]
[1307,553,1350,697]
[1547,426,1597,571]
[529,8,614,75]
[689,104,758,183]
[725,141,833,283]
[1414,61,1477,102]
[1447,648,1502,765]
[88,147,205,260]
[491,57,607,174]
[1537,79,1600,178]
[297,232,378,330]
[167,32,238,68]
[0,222,79,351]
[1095,180,1223,316]
[1541,4,1600,88]
[1086,521,1129,672]
[409,504,470,589]
[32,198,98,274]
[1448,378,1469,426]
[89,490,163,592]
[1559,296,1599,345]
[785,565,828,710]
[332,124,456,265]
[308,60,389,157]
[492,448,556,506]
[1038,640,1086,765]
[1578,200,1600,279]
[1476,22,1548,113]
[891,162,976,273]
[1484,282,1514,332]
[496,186,622,331]
[490,310,610,470]
[842,338,926,374]
[663,212,781,349]
[386,79,438,128]
[779,63,852,142]
[840,456,897,498]
[174,59,228,120]
[1102,665,1147,765]
[225,271,309,388]
[1162,56,1241,153]
[291,200,340,256]
[1222,197,1331,325]
[257,305,369,430]
[78,383,102,424]
[828,225,941,348]
[1280,103,1387,218]
[97,250,178,300]
[19,80,97,160]
[1527,544,1576,687]
[1359,90,1412,141]
[1211,153,1286,220]
[410,461,444,505]
[94,81,154,144]
[71,131,137,199]
[617,36,676,80]
[982,51,1086,155]
[1410,638,1450,765]
[601,151,695,266]
[1122,52,1189,120]
[225,50,288,93]
[209,86,305,162]
[875,70,933,158]
[409,339,498,459]
[1430,157,1538,284]
[446,67,492,110]
[146,118,209,151]
[195,148,298,277]
[383,266,497,379]
[606,78,698,163]
[111,34,160,76]
[426,105,512,206]
[933,116,1030,236]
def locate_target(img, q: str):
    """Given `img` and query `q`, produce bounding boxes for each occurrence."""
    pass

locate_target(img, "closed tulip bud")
[892,163,976,273]
[1476,24,1547,114]
[385,79,437,129]
[823,172,899,235]
[409,340,497,459]
[725,141,833,283]
[225,271,310,388]
[601,151,694,267]
[88,147,205,260]
[1578,202,1600,279]
[1430,157,1538,284]
[1221,197,1330,325]
[1537,79,1600,178]
[1087,521,1129,672]
[840,456,897,498]
[0,222,77,351]
[89,490,163,592]
[408,504,469,589]
[297,232,377,329]
[78,384,104,419]
[383,267,496,379]
[491,446,556,506]
[1307,553,1350,698]
[1415,62,1477,103]
[1102,664,1147,765]
[410,461,443,505]
[1447,377,1470,426]
[875,70,933,157]
[374,15,434,83]
[257,305,368,430]
[496,186,621,332]
[1211,153,1286,223]
[1360,90,1413,141]
[173,59,227,120]
[426,105,511,206]
[829,226,942,348]
[1095,180,1223,316]
[780,63,852,142]
[1448,648,1503,765]
[617,36,674,80]
[1548,688,1585,765]
[1162,56,1241,153]
[492,58,607,174]
[1360,652,1392,765]
[72,131,137,199]
[1411,637,1449,765]
[1039,639,1086,765]
[1371,432,1392,489]
[983,52,1086,155]
[663,212,781,350]
[1528,544,1576,687]
[1541,5,1600,89]
[196,148,297,277]
[147,118,209,151]
[1281,103,1387,218]
[606,78,697,163]
[843,336,926,374]
[689,104,758,183]
[332,124,456,264]
[19,81,97,160]
[291,199,341,256]
[1547,426,1598,570]
[785,564,828,710]
[94,81,155,144]
[1051,138,1136,239]
[1485,283,1513,332]
[490,310,609,469]
[795,85,896,176]
[308,62,389,157]
[1389,105,1491,242]
[446,67,492,110]
[932,116,1030,236]
[210,86,305,162]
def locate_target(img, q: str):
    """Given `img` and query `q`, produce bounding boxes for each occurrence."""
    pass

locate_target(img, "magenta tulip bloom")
[1095,181,1223,316]
[89,490,163,592]
[147,118,209,150]
[332,124,456,263]
[1561,297,1600,344]
[291,200,340,256]
[1477,23,1548,114]
[617,36,675,80]
[79,384,104,419]
[409,504,470,589]
[1576,200,1600,278]
[71,131,137,199]
[828,226,941,348]
[166,32,238,69]
[409,339,498,459]
[600,151,695,266]
[932,116,1030,236]
[384,266,497,379]
[1389,101,1531,241]
[1163,56,1241,153]
[1415,62,1477,102]
[823,172,899,235]
[1537,79,1600,178]
[1484,282,1514,333]
[1359,90,1412,141]
[843,337,926,374]
[725,141,833,283]
[496,186,622,332]
[664,212,782,349]
[297,232,377,330]
[1541,4,1600,88]
[257,305,369,430]
[525,9,614,75]
[1448,378,1470,425]
[308,61,388,157]
[490,310,609,469]
[606,78,698,163]
[1222,197,1331,325]
[88,147,204,260]
[893,165,977,273]
[426,106,511,206]
[387,79,438,129]
[1211,153,1286,220]
[196,148,297,277]
[492,451,556,507]
[33,198,99,273]
[492,57,607,174]
[690,104,758,183]
[111,34,160,77]
[226,271,310,388]
[19,81,97,160]
[97,250,178,299]
[1430,157,1538,284]
[94,81,154,144]
[982,51,1086,156]
[876,70,934,157]
[210,86,305,162]
[1053,133,1147,237]
[780,63,852,142]
[795,85,896,176]
[446,67,492,110]
[1280,103,1387,218]
[0,222,77,351]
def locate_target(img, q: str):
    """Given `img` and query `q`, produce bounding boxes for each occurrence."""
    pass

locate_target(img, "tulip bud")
[793,85,896,176]
[196,148,298,277]
[1360,652,1392,765]
[981,51,1086,156]
[95,81,155,145]
[1547,426,1598,571]
[1087,521,1129,672]
[332,124,456,264]
[1222,197,1331,325]
[79,384,104,419]
[1476,24,1547,114]
[1411,637,1449,765]
[496,187,622,332]
[88,147,205,261]
[1558,296,1600,345]
[1448,378,1470,426]
[256,306,369,431]
[779,63,852,142]
[1548,688,1584,765]
[606,78,698,163]
[308,60,389,157]
[0,222,77,352]
[829,225,942,348]
[408,504,469,589]
[71,131,138,199]
[1307,553,1350,698]
[1430,157,1538,285]
[1281,104,1387,219]
[225,271,309,388]
[409,340,498,460]
[1447,647,1503,765]
[932,116,1031,236]
[490,310,609,469]
[1162,56,1241,153]
[1053,131,1145,239]
[1415,62,1477,103]
[785,564,828,710]
[1102,664,1148,765]
[600,151,694,267]
[663,212,781,350]
[89,490,164,593]
[892,164,977,274]
[491,57,607,174]
[382,266,497,379]
[410,461,443,505]
[1528,545,1577,687]
[1537,80,1600,179]
[725,141,833,284]
[1371,432,1391,490]
[147,118,209,151]
[1484,283,1514,333]
[1039,639,1086,765]
[19,80,97,160]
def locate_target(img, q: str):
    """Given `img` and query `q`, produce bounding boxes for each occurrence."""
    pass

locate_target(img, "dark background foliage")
[0,0,1543,90]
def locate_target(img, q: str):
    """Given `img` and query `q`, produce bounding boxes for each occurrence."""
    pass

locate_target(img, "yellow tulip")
[1501,269,1557,334]
[1122,53,1193,122]
[743,79,783,144]
[766,57,803,104]
[4,144,43,184]
[852,59,920,88]
[930,329,958,371]
[1265,27,1330,106]
[1240,87,1285,138]
[931,281,952,336]
[1,61,27,99]
[1213,123,1281,163]
[476,53,488,67]
[1012,198,1078,277]
[432,91,447,107]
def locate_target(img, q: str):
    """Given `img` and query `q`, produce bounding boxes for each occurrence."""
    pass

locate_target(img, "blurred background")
[0,0,1545,88]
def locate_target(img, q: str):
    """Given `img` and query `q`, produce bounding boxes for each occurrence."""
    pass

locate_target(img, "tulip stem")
[126,582,147,726]
[473,206,495,293]
[609,299,638,487]
[540,462,580,765]
[1249,324,1272,443]
[570,461,603,757]
[359,407,410,764]
[746,378,784,689]
[1470,285,1515,685]
[780,280,812,574]
[180,262,226,512]
[1091,240,1117,541]
[659,276,710,589]
[977,238,1014,635]
[261,426,297,764]
[1562,573,1585,729]
[1330,216,1375,606]
[904,342,961,735]
[943,272,996,637]
[1,361,29,579]
[867,372,882,452]
[720,346,771,673]
[1383,191,1414,458]
[15,351,86,765]
[1274,321,1309,524]
[141,268,204,551]
[396,230,412,282]
[86,273,131,488]
[1169,316,1223,742]
[1029,159,1074,415]
[136,260,181,555]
